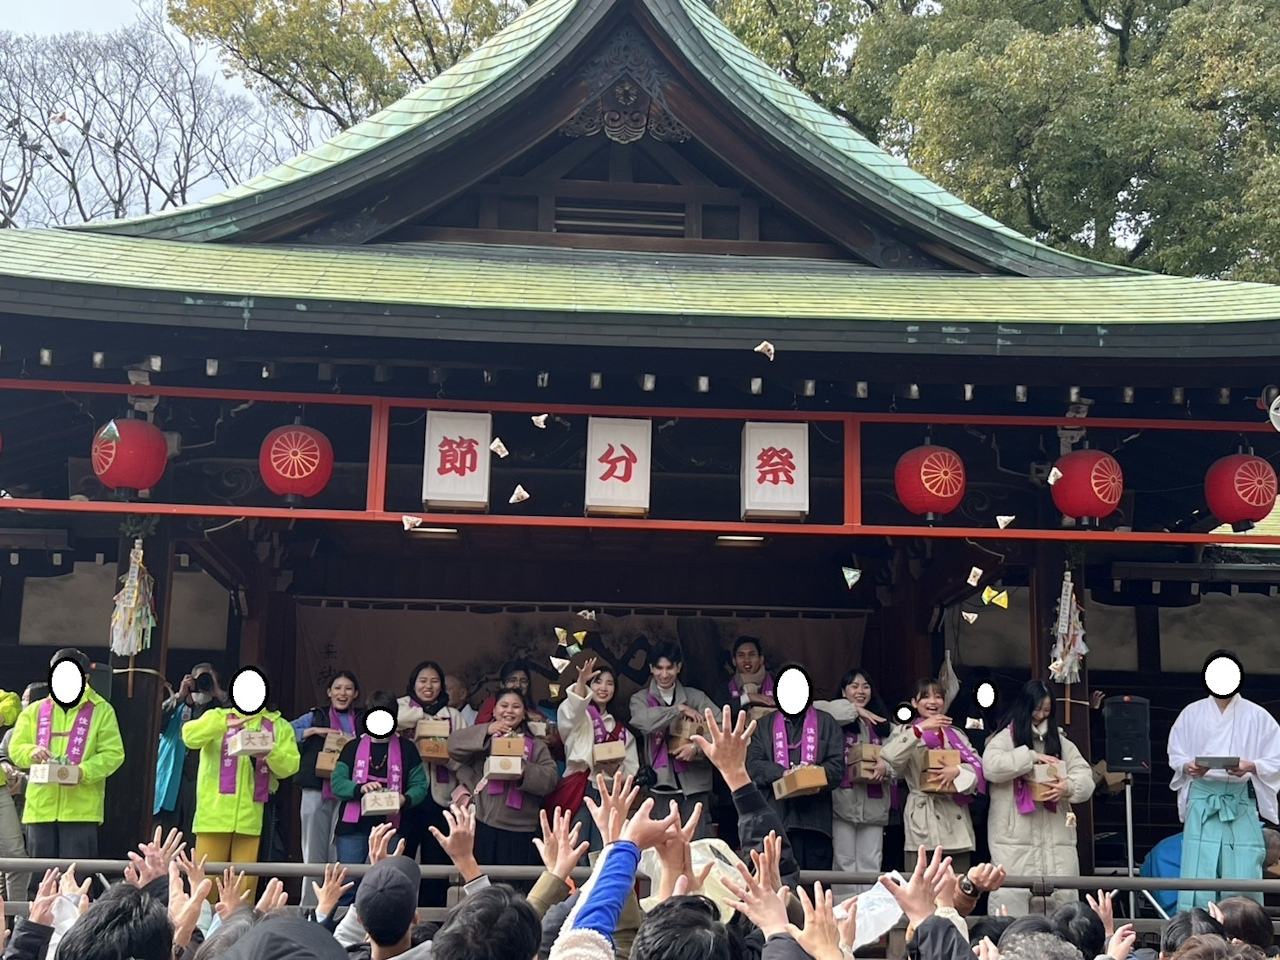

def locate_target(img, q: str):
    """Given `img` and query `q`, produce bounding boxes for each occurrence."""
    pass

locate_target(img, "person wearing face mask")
[982,680,1095,916]
[396,661,467,906]
[556,656,640,848]
[628,641,716,840]
[154,663,226,840]
[289,670,360,909]
[814,667,898,898]
[719,637,777,722]
[331,691,429,876]
[881,677,985,874]
[448,689,558,875]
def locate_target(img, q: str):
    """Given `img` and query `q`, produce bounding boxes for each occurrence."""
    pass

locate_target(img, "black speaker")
[1104,696,1151,773]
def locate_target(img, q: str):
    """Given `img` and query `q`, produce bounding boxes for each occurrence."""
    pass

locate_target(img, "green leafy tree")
[167,0,527,131]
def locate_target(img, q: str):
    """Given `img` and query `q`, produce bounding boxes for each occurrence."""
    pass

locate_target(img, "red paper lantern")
[1051,449,1124,522]
[894,444,967,518]
[92,418,168,496]
[1205,453,1277,531]
[259,423,334,502]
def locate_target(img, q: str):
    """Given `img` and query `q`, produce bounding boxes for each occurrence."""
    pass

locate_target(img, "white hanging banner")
[422,411,492,511]
[741,422,809,519]
[585,417,652,517]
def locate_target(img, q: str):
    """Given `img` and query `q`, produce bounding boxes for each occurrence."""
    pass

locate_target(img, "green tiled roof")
[3,230,1276,324]
[68,0,1122,276]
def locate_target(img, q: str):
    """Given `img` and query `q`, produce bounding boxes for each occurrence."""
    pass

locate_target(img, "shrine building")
[2,0,1280,876]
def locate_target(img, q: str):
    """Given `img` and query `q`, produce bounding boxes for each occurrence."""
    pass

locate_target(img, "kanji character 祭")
[598,443,638,483]
[437,436,479,477]
[756,446,796,485]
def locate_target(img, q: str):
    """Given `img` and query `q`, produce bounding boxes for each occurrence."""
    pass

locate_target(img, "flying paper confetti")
[531,415,548,429]
[997,515,1015,529]
[509,484,530,503]
[967,566,983,587]
[576,609,597,621]
[981,586,998,605]
[1047,467,1063,485]
[990,590,1009,609]
[548,684,561,698]
[962,611,978,624]
[754,341,775,361]
[842,567,861,589]
[555,627,568,643]
[573,631,589,643]
[550,656,571,673]
[402,516,423,531]
[566,643,582,656]
[99,420,121,443]
[490,438,509,458]
[965,717,984,730]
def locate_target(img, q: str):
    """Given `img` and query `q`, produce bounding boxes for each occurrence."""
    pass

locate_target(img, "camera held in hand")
[195,673,216,693]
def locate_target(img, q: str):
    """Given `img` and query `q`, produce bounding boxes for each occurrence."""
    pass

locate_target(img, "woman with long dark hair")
[395,661,467,906]
[815,667,897,898]
[983,679,1094,916]
[881,677,985,873]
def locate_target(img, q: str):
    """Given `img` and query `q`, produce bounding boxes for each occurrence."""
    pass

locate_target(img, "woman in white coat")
[557,656,639,852]
[814,666,897,899]
[983,679,1095,916]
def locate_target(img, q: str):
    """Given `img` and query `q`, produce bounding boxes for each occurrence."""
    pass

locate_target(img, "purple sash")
[219,715,275,803]
[729,673,775,700]
[648,693,687,773]
[917,723,986,807]
[589,705,627,745]
[485,735,535,810]
[320,707,355,802]
[342,735,404,827]
[37,699,95,765]
[773,709,818,768]
[1011,726,1058,814]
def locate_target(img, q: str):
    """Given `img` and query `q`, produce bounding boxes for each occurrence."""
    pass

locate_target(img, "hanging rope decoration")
[111,538,157,696]
[1050,571,1088,721]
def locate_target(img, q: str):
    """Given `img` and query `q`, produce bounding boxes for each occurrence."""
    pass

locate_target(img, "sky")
[6,0,145,35]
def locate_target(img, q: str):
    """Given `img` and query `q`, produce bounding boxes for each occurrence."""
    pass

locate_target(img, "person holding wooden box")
[182,666,300,902]
[9,649,124,898]
[395,660,468,906]
[814,666,897,897]
[448,689,558,872]
[746,683,844,870]
[289,669,360,909]
[330,691,429,877]
[628,641,717,840]
[982,680,1094,916]
[557,657,640,850]
[881,677,985,874]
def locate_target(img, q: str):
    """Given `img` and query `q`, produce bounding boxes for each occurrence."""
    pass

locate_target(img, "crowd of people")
[0,638,1278,958]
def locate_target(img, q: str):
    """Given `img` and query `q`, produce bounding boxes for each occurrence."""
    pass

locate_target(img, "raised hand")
[724,860,790,938]
[215,865,251,919]
[574,657,600,695]
[60,863,92,916]
[429,803,481,881]
[1109,923,1137,960]
[154,826,187,864]
[788,883,842,960]
[312,863,354,919]
[255,877,288,913]
[1086,889,1116,936]
[176,849,208,896]
[533,807,589,882]
[168,860,212,948]
[917,714,952,732]
[584,772,640,846]
[691,706,757,791]
[968,863,1007,893]
[618,797,681,852]
[368,822,407,864]
[750,830,784,895]
[836,897,858,951]
[879,846,952,927]
[977,936,1002,960]
[27,868,61,927]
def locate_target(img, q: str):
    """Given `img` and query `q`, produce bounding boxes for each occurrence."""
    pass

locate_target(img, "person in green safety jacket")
[182,668,300,904]
[8,648,125,899]
[0,684,25,901]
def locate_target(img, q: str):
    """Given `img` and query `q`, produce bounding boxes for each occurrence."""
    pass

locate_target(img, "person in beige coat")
[983,680,1095,916]
[881,677,985,874]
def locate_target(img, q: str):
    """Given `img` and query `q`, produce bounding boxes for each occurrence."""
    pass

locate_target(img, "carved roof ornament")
[562,25,690,144]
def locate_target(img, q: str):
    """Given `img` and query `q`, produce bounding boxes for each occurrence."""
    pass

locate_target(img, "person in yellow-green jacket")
[182,665,300,902]
[0,683,25,901]
[8,648,125,898]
